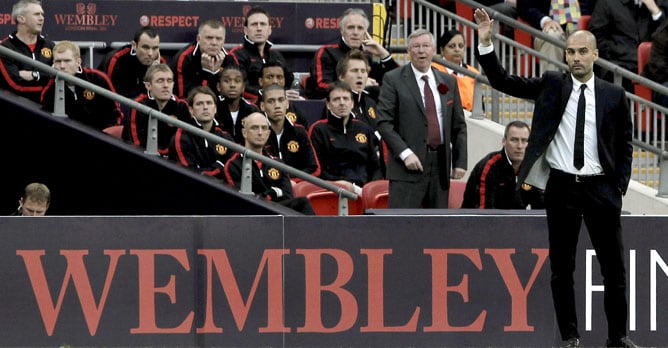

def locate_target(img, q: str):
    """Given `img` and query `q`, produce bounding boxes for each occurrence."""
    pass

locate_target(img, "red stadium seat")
[634,42,655,132]
[103,125,123,138]
[293,181,363,215]
[577,15,590,30]
[362,179,389,211]
[448,180,466,209]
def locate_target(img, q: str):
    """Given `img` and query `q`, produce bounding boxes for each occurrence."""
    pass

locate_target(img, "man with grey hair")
[376,29,467,208]
[305,7,399,99]
[171,19,238,99]
[0,0,54,102]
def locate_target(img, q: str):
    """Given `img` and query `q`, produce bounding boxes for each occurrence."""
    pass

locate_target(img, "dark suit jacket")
[476,48,633,194]
[376,64,468,188]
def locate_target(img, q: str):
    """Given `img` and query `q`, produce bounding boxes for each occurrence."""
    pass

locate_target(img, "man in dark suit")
[376,29,467,208]
[475,8,635,348]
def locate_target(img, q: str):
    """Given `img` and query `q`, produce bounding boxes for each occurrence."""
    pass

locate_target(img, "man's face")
[408,33,436,73]
[502,125,530,165]
[21,198,48,216]
[244,13,271,44]
[190,93,217,124]
[52,49,81,75]
[18,3,44,35]
[341,13,367,48]
[197,25,226,56]
[259,66,285,88]
[565,32,598,82]
[218,69,244,100]
[243,113,271,149]
[327,88,354,117]
[133,33,160,66]
[339,58,369,92]
[146,70,174,102]
[261,88,288,123]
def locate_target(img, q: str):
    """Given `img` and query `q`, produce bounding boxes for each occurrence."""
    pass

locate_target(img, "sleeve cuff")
[477,44,495,55]
[399,148,414,161]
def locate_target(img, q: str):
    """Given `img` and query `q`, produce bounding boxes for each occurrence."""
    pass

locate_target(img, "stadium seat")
[448,180,466,209]
[103,125,123,138]
[362,179,389,211]
[634,42,655,132]
[293,181,363,215]
[577,15,590,30]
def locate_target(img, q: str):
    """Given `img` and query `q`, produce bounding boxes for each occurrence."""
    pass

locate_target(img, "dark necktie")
[421,75,441,149]
[573,84,586,170]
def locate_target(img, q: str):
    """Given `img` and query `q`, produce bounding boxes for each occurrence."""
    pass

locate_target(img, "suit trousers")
[388,149,449,208]
[544,170,627,342]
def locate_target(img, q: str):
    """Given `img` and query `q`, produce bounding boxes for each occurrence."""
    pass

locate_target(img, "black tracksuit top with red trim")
[169,120,235,179]
[41,68,123,131]
[170,42,237,99]
[215,95,260,145]
[122,94,191,155]
[265,119,321,179]
[461,149,545,209]
[97,44,166,99]
[0,32,54,102]
[224,150,294,202]
[229,36,290,101]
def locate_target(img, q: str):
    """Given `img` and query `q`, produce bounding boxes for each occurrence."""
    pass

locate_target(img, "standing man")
[229,6,290,102]
[0,0,54,103]
[97,26,164,100]
[171,19,237,99]
[41,41,123,131]
[376,29,467,209]
[475,8,634,348]
[305,8,399,99]
[461,121,544,209]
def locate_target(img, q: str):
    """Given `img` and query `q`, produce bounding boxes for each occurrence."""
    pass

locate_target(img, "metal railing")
[382,0,668,196]
[0,45,358,214]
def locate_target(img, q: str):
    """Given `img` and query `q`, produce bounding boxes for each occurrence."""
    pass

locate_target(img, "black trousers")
[545,170,627,342]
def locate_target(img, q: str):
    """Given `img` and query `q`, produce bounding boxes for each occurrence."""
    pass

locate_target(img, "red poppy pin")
[437,83,449,94]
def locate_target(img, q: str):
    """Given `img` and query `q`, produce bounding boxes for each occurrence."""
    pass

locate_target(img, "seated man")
[171,19,237,98]
[336,49,385,176]
[224,112,314,214]
[462,121,544,209]
[0,0,55,102]
[261,84,320,182]
[259,60,310,127]
[229,6,290,102]
[97,26,164,100]
[309,81,382,194]
[12,182,50,216]
[122,63,191,155]
[305,8,398,99]
[41,41,122,131]
[169,86,235,179]
[215,63,260,144]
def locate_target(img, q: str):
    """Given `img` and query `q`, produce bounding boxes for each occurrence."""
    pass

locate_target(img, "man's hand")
[19,70,34,81]
[365,77,379,87]
[362,32,390,58]
[542,19,564,34]
[641,0,662,16]
[285,89,305,100]
[201,51,225,71]
[403,153,424,172]
[474,8,494,47]
[451,168,466,180]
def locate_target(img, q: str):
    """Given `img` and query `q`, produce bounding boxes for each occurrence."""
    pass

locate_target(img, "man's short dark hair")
[187,85,217,106]
[504,120,530,138]
[336,49,370,78]
[133,26,159,43]
[326,80,353,101]
[244,6,270,26]
[260,83,286,101]
[23,182,50,204]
